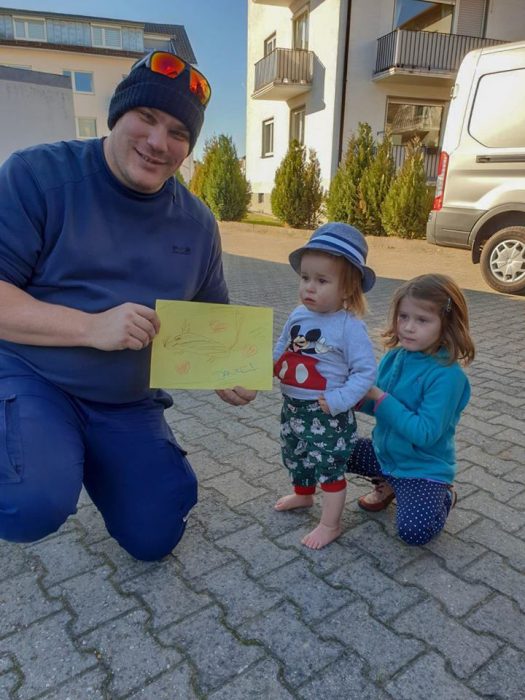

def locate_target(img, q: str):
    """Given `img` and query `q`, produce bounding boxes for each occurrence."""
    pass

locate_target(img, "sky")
[8,0,248,158]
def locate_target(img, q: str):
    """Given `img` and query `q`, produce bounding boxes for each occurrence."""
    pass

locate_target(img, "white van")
[426,40,525,294]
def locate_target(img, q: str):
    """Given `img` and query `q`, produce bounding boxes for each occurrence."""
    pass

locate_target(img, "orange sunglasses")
[132,51,211,107]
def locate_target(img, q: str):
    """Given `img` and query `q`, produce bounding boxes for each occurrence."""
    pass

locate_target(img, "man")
[0,51,255,561]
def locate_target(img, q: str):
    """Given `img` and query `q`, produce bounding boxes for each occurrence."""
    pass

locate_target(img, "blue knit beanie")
[107,64,206,153]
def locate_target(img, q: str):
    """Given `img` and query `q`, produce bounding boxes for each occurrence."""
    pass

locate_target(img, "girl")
[273,223,376,549]
[347,273,475,545]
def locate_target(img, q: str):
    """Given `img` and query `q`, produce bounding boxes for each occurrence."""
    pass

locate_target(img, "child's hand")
[318,395,330,414]
[366,386,384,401]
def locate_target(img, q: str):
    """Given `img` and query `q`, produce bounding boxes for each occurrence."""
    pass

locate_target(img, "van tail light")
[433,151,449,211]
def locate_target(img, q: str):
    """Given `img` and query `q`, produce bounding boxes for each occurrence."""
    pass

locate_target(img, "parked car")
[427,40,525,294]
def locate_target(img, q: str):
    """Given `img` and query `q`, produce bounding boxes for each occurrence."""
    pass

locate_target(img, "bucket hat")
[289,222,376,292]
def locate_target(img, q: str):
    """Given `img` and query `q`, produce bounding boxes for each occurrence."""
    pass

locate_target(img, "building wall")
[0,11,196,179]
[245,0,449,211]
[303,0,347,185]
[0,44,195,180]
[0,45,133,139]
[484,0,525,41]
[341,0,394,149]
[245,0,525,215]
[246,0,346,211]
[0,66,75,163]
[342,0,452,149]
[246,2,290,207]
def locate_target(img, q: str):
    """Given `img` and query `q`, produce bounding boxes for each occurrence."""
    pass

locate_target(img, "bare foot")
[274,494,314,511]
[301,523,342,549]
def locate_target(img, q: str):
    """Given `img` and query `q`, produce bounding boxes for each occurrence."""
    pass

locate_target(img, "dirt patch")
[218,221,498,295]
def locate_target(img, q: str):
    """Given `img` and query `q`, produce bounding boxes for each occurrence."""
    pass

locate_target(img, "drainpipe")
[338,0,353,164]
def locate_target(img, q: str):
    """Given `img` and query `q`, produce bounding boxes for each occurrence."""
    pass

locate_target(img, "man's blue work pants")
[0,368,197,561]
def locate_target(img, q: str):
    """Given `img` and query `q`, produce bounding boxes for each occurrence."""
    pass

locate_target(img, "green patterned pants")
[280,396,357,490]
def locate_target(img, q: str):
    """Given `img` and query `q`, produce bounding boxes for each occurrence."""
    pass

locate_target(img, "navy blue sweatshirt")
[0,138,228,402]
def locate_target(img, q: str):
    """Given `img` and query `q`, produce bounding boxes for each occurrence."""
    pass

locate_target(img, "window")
[290,106,305,145]
[264,33,276,57]
[144,36,171,52]
[393,1,454,33]
[469,69,525,148]
[262,118,274,157]
[63,70,94,93]
[456,0,487,37]
[91,24,122,49]
[77,118,97,139]
[386,99,444,148]
[293,10,309,50]
[13,17,46,41]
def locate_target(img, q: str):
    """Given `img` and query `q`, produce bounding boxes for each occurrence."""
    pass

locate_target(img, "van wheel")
[480,227,525,294]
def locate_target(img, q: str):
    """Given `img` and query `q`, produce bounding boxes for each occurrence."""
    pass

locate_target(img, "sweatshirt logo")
[172,246,191,255]
[274,324,330,390]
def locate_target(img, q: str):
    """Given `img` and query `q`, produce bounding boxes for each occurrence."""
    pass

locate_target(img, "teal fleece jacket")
[358,348,470,484]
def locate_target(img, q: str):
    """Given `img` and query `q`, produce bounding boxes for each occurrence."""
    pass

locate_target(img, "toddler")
[274,222,376,549]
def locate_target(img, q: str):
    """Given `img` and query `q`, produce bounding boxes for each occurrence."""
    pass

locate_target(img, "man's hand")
[216,387,257,406]
[86,303,160,351]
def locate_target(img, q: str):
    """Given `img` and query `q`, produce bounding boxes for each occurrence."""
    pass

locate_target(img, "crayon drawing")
[150,300,273,390]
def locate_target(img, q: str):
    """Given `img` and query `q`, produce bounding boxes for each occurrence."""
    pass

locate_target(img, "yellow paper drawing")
[150,300,273,390]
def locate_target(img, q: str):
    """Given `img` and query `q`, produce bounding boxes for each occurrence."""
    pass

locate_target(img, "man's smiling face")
[103,107,190,194]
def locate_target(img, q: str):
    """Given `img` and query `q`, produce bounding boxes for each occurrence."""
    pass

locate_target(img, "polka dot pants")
[347,438,454,546]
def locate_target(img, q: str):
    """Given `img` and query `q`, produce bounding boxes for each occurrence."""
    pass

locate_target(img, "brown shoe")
[358,480,395,512]
[447,485,458,510]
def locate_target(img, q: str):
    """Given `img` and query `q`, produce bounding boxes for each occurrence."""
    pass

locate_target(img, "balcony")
[253,48,313,100]
[374,29,506,86]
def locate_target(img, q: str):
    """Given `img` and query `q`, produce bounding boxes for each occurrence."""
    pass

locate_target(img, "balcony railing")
[392,144,439,182]
[253,48,313,99]
[375,29,506,76]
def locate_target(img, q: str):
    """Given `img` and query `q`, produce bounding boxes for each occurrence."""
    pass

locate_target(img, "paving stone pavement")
[1,252,524,699]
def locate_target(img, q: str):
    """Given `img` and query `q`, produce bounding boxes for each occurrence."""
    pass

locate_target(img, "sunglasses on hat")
[131,51,211,107]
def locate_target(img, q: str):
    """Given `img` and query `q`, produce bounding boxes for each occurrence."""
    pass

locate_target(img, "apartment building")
[246,0,525,213]
[0,6,197,178]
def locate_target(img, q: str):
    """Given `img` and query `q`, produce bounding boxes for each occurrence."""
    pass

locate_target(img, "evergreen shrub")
[358,129,395,236]
[325,122,374,228]
[381,138,433,239]
[200,135,251,221]
[189,158,208,202]
[271,140,323,228]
